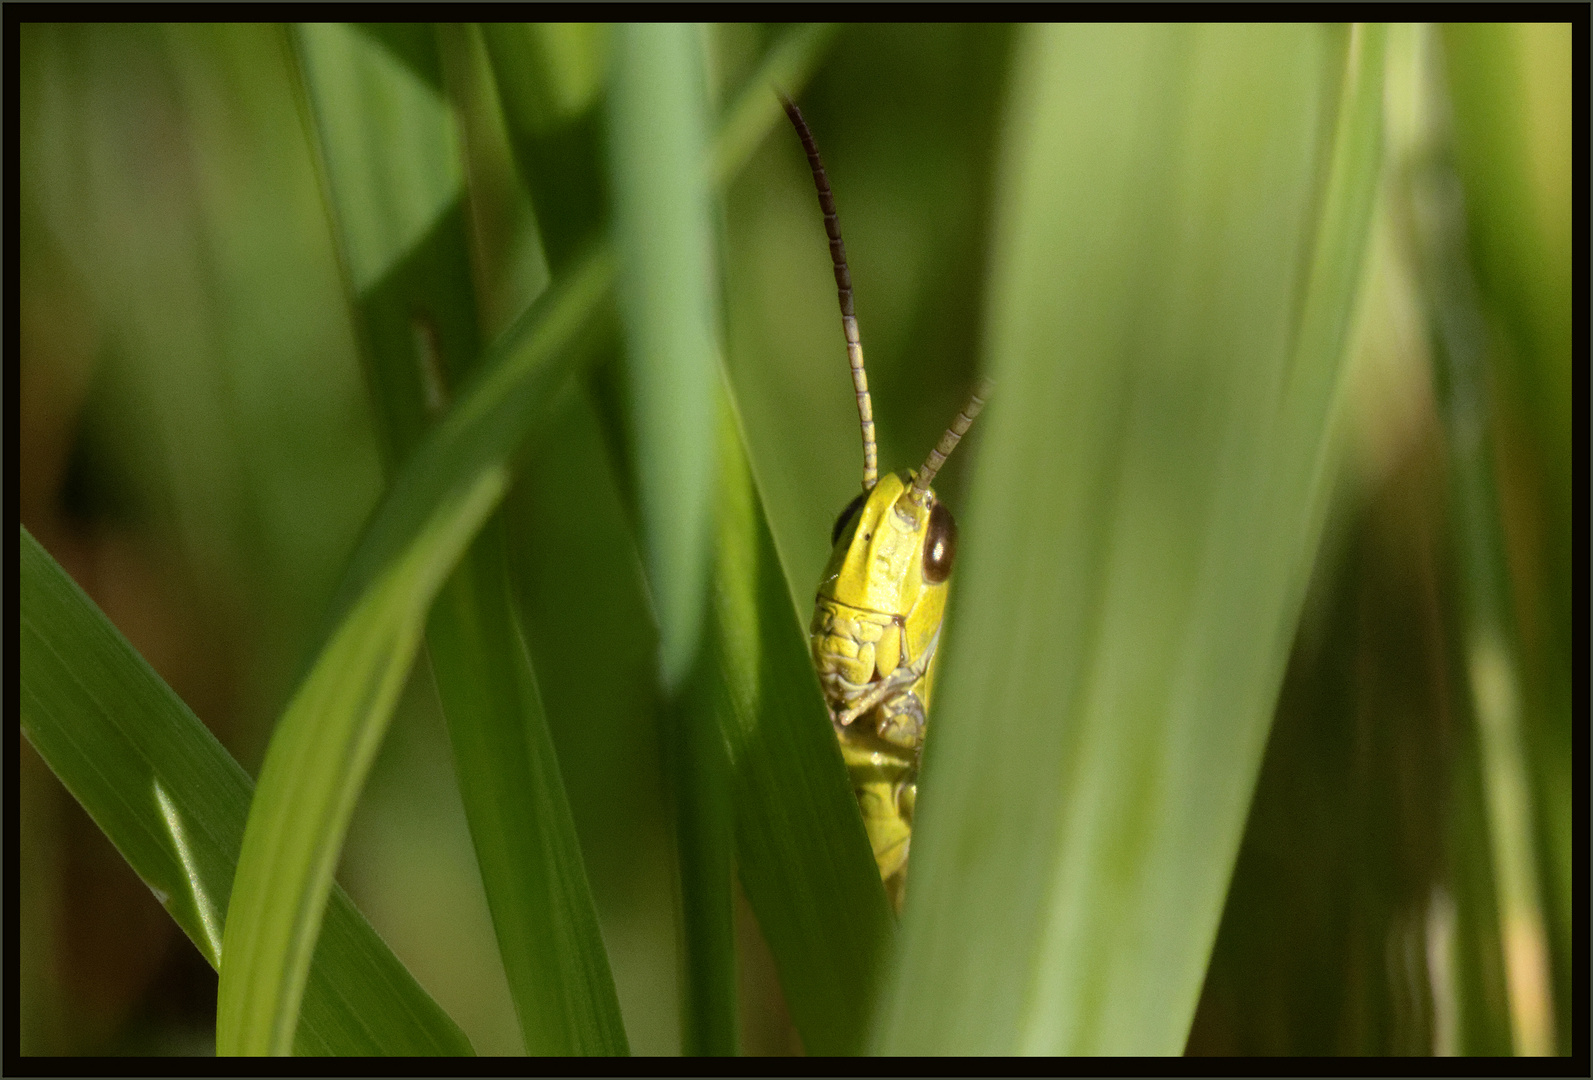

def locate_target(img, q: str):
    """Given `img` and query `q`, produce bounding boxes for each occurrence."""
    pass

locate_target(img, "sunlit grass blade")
[479,22,611,273]
[484,20,860,1054]
[217,466,507,1055]
[20,527,474,1057]
[298,21,628,1055]
[607,22,733,1054]
[217,22,841,1058]
[875,23,1386,1055]
[707,386,894,1056]
[324,23,832,640]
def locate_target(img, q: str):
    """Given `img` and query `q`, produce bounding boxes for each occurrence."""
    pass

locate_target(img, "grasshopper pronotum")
[781,95,988,913]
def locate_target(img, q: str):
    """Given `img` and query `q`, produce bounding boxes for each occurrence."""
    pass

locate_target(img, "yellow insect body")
[811,472,950,907]
[781,93,985,912]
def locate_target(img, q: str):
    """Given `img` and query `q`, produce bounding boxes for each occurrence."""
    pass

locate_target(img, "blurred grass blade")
[20,527,474,1057]
[217,466,506,1055]
[215,22,838,1058]
[301,22,628,1055]
[296,22,461,300]
[608,22,732,1053]
[1405,30,1553,1056]
[322,246,616,635]
[481,22,612,272]
[324,23,831,637]
[875,23,1385,1054]
[230,19,841,1057]
[708,386,895,1055]
[425,516,629,1055]
[1439,23,1570,1055]
[486,20,850,1054]
[609,21,719,697]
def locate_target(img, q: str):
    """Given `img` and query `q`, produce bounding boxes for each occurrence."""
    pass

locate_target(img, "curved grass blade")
[217,466,507,1055]
[707,386,894,1056]
[217,23,842,1057]
[486,20,875,1054]
[325,23,831,636]
[875,23,1386,1055]
[299,21,627,1055]
[20,527,474,1056]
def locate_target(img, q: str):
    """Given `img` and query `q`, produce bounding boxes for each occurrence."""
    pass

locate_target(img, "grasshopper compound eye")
[922,502,957,584]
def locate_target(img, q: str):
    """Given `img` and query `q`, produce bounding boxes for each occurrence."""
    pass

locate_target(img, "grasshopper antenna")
[909,379,992,505]
[780,91,878,491]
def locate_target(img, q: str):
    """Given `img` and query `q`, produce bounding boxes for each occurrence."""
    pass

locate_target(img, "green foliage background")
[18,23,1570,1056]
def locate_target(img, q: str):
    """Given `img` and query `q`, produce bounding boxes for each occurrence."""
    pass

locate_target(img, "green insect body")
[782,95,987,912]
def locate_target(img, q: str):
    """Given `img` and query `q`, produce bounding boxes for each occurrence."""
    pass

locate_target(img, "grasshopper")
[781,95,988,913]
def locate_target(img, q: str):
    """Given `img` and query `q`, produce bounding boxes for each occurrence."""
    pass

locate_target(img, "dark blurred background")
[18,23,1569,1056]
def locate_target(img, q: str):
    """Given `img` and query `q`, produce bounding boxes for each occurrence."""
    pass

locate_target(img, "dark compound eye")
[922,502,957,584]
[831,490,869,547]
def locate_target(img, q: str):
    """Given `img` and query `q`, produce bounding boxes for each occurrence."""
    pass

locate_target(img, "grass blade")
[609,21,720,700]
[216,23,840,1057]
[1438,24,1571,1054]
[1404,29,1553,1055]
[216,466,507,1054]
[607,22,733,1054]
[708,388,895,1056]
[324,23,828,640]
[299,21,629,1055]
[875,23,1386,1054]
[425,515,629,1055]
[484,21,862,1055]
[20,527,474,1056]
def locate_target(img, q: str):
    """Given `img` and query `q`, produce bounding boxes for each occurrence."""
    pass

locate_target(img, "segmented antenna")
[909,379,992,505]
[780,92,878,491]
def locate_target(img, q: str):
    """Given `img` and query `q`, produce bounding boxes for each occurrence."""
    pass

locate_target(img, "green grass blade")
[1404,28,1554,1057]
[1439,24,1571,1054]
[20,527,474,1057]
[325,24,829,636]
[425,516,630,1056]
[874,23,1386,1055]
[479,23,611,272]
[321,245,617,633]
[294,22,461,306]
[214,24,838,1058]
[608,22,733,1054]
[483,21,851,1054]
[217,466,507,1055]
[298,21,629,1055]
[708,386,895,1056]
[609,20,719,699]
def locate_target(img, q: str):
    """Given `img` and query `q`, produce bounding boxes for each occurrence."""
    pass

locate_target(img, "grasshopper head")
[811,471,955,708]
[809,374,988,709]
[818,471,956,620]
